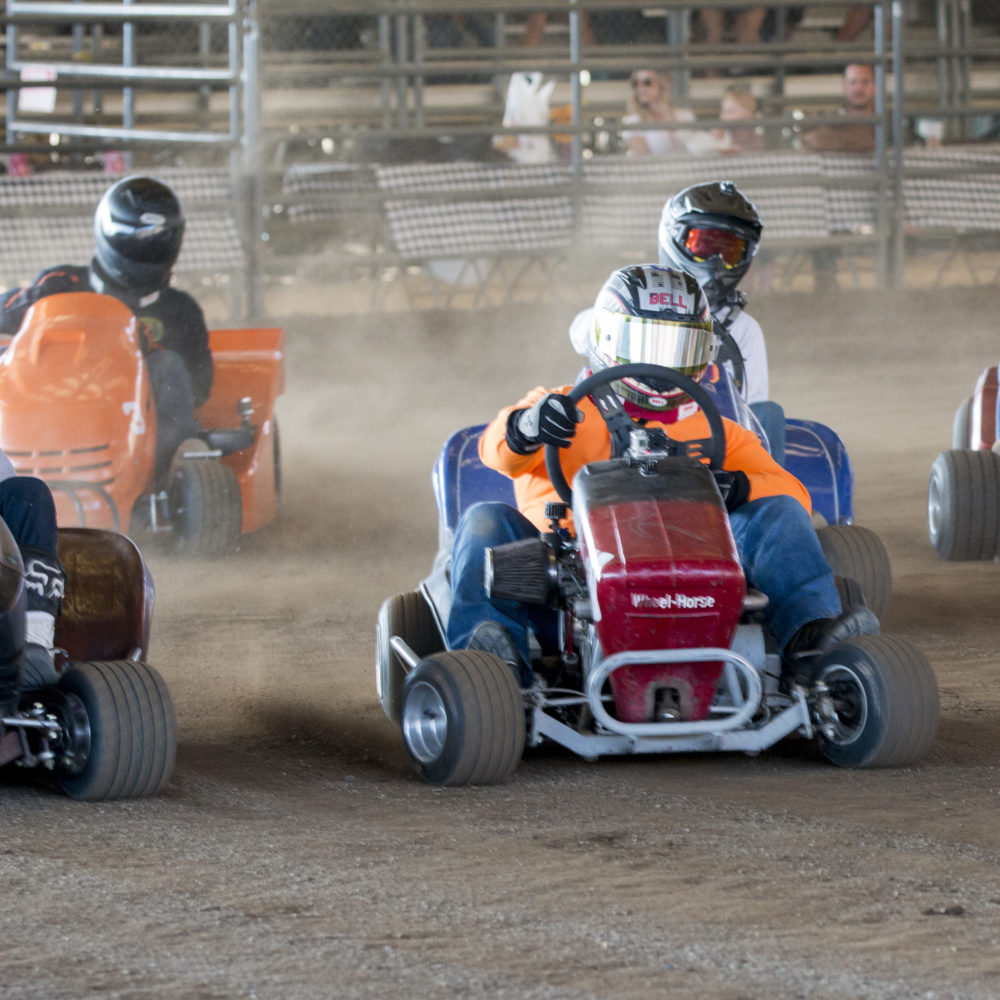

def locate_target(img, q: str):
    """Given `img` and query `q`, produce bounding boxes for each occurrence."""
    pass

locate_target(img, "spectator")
[696,8,768,52]
[714,85,768,153]
[522,11,645,47]
[676,86,768,156]
[762,7,806,42]
[799,63,877,290]
[799,62,876,153]
[836,6,874,42]
[836,2,924,43]
[521,12,595,47]
[622,69,700,156]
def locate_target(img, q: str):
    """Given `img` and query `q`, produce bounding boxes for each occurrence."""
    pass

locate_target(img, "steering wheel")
[544,363,727,506]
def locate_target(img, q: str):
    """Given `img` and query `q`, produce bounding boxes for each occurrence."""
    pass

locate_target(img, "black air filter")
[484,537,554,605]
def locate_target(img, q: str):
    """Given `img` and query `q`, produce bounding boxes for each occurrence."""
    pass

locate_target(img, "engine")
[574,454,745,723]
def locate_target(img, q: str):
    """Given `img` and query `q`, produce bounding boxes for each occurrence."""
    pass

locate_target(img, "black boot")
[782,605,880,689]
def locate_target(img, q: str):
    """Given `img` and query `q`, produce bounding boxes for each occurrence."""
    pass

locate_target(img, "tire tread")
[57,660,177,800]
[928,449,1000,560]
[402,650,524,786]
[817,524,893,618]
[818,634,939,768]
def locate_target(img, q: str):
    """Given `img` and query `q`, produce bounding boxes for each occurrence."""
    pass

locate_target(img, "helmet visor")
[684,227,748,268]
[596,312,713,371]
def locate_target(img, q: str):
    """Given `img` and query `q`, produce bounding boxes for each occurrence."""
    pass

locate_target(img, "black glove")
[506,393,583,454]
[713,469,751,513]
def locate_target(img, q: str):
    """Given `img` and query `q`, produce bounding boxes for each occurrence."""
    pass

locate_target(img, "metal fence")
[1,0,999,317]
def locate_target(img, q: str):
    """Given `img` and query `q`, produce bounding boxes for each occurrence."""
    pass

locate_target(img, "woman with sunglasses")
[622,69,700,156]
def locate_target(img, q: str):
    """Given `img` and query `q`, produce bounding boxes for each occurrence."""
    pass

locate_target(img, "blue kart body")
[433,364,854,542]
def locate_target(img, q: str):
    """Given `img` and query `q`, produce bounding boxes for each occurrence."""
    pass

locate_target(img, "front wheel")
[168,458,242,557]
[927,449,1000,560]
[401,650,525,786]
[53,660,177,800]
[813,635,939,768]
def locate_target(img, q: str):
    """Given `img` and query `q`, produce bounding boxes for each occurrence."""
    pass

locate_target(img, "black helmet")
[588,263,714,415]
[657,180,762,305]
[93,176,185,294]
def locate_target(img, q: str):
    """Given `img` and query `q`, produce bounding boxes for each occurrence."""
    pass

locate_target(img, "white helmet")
[588,264,714,414]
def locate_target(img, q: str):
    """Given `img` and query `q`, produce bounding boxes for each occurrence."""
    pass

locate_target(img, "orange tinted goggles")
[684,227,747,267]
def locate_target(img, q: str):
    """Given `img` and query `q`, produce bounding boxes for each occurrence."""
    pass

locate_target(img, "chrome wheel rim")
[402,680,447,764]
[817,664,868,746]
[927,473,942,541]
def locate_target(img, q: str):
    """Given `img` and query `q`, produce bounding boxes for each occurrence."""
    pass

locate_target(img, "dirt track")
[3,284,1000,999]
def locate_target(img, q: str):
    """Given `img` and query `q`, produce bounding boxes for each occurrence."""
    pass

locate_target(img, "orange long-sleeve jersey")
[479,384,812,533]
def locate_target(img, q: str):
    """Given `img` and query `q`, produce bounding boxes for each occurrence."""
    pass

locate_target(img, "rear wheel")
[168,458,242,556]
[928,448,1000,560]
[814,635,939,768]
[376,591,441,723]
[952,397,973,449]
[53,660,177,800]
[816,524,892,619]
[401,650,525,786]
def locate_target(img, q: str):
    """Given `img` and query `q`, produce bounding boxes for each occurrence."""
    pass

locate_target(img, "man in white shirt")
[569,180,784,460]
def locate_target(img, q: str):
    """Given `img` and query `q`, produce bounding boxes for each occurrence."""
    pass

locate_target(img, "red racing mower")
[378,364,939,786]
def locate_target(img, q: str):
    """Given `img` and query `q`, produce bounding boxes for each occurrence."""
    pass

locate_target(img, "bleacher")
[2,1,999,314]
[275,140,1000,306]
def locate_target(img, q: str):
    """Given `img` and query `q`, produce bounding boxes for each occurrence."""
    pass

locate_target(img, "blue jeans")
[447,502,557,672]
[447,495,842,664]
[728,495,841,650]
[0,476,58,555]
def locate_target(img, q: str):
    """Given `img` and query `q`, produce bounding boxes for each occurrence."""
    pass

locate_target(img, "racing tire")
[401,650,525,786]
[376,591,441,723]
[814,635,939,769]
[168,458,242,557]
[54,660,177,801]
[952,397,973,450]
[927,448,1000,561]
[816,524,892,619]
